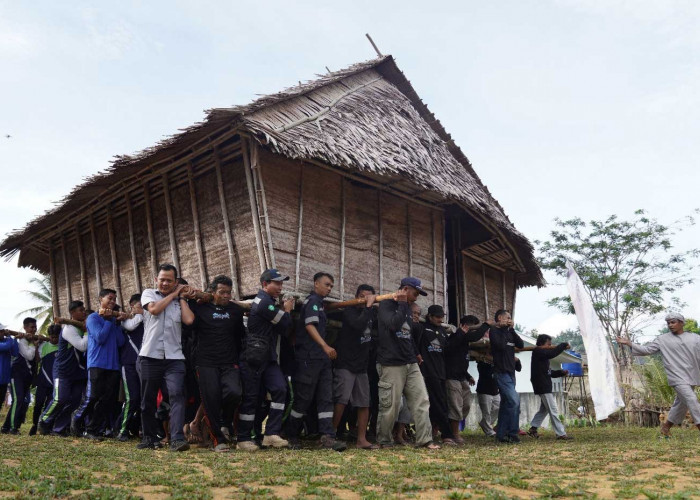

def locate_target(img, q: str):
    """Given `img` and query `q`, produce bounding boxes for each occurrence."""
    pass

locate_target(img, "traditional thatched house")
[0,55,544,324]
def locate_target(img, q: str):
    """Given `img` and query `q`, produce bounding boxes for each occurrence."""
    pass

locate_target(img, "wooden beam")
[339,178,346,300]
[125,192,141,293]
[378,191,384,294]
[462,249,469,315]
[294,164,305,291]
[502,271,507,309]
[49,241,59,318]
[461,250,507,272]
[213,146,240,298]
[143,183,157,283]
[251,142,276,268]
[187,162,208,288]
[162,174,179,272]
[482,263,489,320]
[242,138,266,273]
[407,205,413,277]
[432,212,438,303]
[89,214,102,297]
[451,217,461,318]
[107,207,123,306]
[60,234,72,305]
[512,274,518,317]
[74,225,89,307]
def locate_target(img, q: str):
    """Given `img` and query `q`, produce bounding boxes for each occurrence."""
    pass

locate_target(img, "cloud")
[80,7,138,60]
[535,313,579,337]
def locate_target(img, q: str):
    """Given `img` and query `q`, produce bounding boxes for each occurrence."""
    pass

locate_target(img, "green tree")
[15,275,53,334]
[537,209,698,368]
[553,328,585,353]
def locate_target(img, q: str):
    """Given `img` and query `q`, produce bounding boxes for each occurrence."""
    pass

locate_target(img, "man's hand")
[283,298,295,313]
[98,308,111,318]
[116,312,130,322]
[323,345,337,360]
[395,290,408,302]
[616,336,630,346]
[365,294,376,308]
[416,354,423,365]
[563,370,569,376]
[468,377,476,386]
[173,284,186,297]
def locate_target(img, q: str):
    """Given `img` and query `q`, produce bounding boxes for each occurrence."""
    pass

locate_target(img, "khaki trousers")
[376,363,432,446]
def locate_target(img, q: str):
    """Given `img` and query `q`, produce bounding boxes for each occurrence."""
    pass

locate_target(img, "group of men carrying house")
[2,262,698,452]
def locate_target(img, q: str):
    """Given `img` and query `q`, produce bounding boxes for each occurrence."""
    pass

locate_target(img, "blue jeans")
[495,372,520,440]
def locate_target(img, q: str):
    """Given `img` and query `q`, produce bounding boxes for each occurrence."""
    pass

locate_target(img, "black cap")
[260,268,290,283]
[427,305,445,317]
[400,277,428,296]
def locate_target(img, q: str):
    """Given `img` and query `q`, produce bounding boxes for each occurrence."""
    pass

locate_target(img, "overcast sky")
[1,0,698,336]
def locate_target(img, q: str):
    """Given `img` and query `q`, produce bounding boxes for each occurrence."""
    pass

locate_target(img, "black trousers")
[2,372,32,431]
[32,384,53,427]
[424,376,454,440]
[196,364,242,446]
[286,358,334,438]
[115,364,141,436]
[139,357,186,443]
[72,367,121,435]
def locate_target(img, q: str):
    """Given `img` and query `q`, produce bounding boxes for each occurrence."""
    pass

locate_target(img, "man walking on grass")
[617,312,700,438]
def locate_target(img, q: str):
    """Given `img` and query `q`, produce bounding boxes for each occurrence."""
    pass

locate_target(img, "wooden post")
[125,192,141,293]
[339,178,346,300]
[294,164,305,291]
[378,191,384,294]
[431,212,438,303]
[502,271,507,309]
[242,138,266,273]
[442,214,448,312]
[187,162,208,288]
[143,183,157,280]
[60,233,72,304]
[213,146,240,298]
[407,205,413,277]
[462,253,469,314]
[512,274,518,317]
[74,225,89,307]
[89,214,102,296]
[457,221,468,316]
[482,263,489,319]
[251,143,276,269]
[107,207,123,307]
[162,174,179,272]
[48,240,60,318]
[451,217,461,318]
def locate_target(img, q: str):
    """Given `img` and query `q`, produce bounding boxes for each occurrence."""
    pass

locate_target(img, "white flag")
[566,262,625,420]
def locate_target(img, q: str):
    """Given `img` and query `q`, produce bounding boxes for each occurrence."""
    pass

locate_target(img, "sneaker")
[38,422,52,435]
[442,438,459,447]
[170,440,190,452]
[454,436,465,445]
[320,434,347,452]
[262,435,289,448]
[527,427,540,439]
[84,432,104,441]
[136,439,162,450]
[509,435,521,444]
[28,425,37,436]
[214,443,230,452]
[237,440,261,452]
[287,439,302,450]
[116,433,130,442]
[556,435,574,441]
[69,419,81,437]
[7,429,20,435]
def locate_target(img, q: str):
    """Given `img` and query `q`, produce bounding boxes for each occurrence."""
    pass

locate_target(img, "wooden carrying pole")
[324,293,396,312]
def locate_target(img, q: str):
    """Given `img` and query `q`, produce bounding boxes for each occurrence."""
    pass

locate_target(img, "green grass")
[1,426,699,499]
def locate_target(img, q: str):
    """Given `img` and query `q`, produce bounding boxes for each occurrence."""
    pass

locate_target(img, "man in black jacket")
[332,284,377,449]
[376,277,438,449]
[527,334,572,440]
[489,309,524,443]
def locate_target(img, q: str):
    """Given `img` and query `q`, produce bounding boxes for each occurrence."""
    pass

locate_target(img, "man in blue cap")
[376,277,439,449]
[237,268,295,451]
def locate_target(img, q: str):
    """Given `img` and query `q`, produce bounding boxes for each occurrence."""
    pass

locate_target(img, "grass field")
[0,426,699,499]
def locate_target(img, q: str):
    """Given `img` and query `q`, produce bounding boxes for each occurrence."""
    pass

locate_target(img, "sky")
[0,0,698,336]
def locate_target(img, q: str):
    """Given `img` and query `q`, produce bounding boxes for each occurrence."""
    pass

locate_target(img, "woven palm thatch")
[0,55,543,287]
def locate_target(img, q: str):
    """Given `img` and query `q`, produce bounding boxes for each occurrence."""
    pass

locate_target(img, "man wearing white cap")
[617,312,700,437]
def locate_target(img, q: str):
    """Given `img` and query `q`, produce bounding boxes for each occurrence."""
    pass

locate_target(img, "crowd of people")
[17,262,699,453]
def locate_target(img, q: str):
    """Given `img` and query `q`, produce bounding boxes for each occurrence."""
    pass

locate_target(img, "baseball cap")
[400,277,428,296]
[260,268,290,283]
[427,305,445,317]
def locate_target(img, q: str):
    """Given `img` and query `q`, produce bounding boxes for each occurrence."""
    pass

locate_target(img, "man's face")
[428,314,443,327]
[72,306,87,322]
[404,286,420,304]
[156,270,177,294]
[23,322,37,335]
[544,339,552,347]
[496,311,511,327]
[262,280,283,298]
[100,293,117,310]
[212,284,232,306]
[49,333,59,345]
[356,289,373,301]
[411,304,421,323]
[314,276,334,298]
[130,302,144,315]
[667,319,684,334]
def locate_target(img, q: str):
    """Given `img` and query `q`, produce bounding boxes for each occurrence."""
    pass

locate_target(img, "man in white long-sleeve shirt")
[617,312,700,437]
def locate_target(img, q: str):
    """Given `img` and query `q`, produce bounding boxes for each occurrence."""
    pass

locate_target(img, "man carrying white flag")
[566,262,625,420]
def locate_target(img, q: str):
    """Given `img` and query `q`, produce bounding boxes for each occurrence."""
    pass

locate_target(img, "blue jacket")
[0,337,19,385]
[86,313,125,371]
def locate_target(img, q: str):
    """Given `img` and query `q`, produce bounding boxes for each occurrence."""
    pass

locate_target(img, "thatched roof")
[0,55,544,287]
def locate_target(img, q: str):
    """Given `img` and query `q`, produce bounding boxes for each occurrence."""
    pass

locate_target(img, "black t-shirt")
[445,323,489,381]
[192,302,245,367]
[335,306,375,373]
[476,361,499,396]
[489,326,524,374]
[416,323,448,379]
[530,343,568,394]
[295,293,327,360]
[377,300,417,366]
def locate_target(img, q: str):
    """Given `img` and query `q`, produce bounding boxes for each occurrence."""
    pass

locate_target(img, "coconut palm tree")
[15,275,53,334]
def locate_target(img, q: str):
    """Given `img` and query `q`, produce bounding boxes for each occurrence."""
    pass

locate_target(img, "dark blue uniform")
[116,319,144,437]
[31,342,58,429]
[1,339,35,433]
[286,292,335,439]
[39,326,87,435]
[237,290,291,443]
